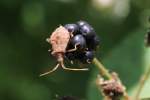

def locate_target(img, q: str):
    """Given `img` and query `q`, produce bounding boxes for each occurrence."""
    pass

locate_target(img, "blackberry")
[64,21,99,64]
[70,34,86,50]
[64,24,79,34]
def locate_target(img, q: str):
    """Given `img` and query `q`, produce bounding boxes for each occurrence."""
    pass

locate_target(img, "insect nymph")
[40,26,88,76]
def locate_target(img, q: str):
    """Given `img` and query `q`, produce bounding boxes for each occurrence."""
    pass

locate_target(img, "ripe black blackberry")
[64,20,100,64]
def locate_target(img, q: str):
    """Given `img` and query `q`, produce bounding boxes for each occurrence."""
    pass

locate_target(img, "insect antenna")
[60,61,89,71]
[66,43,79,52]
[39,63,60,76]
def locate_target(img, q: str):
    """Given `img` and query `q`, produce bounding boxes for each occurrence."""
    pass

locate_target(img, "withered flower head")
[96,73,125,100]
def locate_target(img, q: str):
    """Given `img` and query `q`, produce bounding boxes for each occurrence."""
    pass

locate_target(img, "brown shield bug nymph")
[40,26,88,76]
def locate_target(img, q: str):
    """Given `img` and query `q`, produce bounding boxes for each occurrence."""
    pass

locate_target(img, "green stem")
[93,58,112,79]
[135,66,150,100]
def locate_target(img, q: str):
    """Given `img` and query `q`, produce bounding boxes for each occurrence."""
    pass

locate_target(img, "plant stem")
[93,58,112,79]
[135,66,150,100]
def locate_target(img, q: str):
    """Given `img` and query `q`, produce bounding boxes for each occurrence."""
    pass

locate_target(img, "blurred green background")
[0,0,150,100]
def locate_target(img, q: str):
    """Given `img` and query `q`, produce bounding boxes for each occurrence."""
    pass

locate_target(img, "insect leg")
[60,61,89,71]
[87,59,92,64]
[70,60,74,64]
[67,43,80,52]
[39,63,60,76]
[48,49,51,52]
[70,32,74,37]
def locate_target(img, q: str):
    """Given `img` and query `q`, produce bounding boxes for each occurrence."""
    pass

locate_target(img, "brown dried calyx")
[96,72,126,100]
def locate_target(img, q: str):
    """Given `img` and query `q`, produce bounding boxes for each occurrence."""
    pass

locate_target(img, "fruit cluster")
[64,21,100,64]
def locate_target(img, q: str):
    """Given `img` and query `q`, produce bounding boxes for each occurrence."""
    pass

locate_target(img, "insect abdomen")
[49,26,70,55]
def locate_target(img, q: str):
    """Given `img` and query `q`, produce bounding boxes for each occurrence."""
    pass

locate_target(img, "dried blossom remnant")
[96,73,125,100]
[101,79,124,100]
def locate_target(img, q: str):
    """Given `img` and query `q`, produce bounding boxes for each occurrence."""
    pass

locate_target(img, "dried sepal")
[96,72,126,100]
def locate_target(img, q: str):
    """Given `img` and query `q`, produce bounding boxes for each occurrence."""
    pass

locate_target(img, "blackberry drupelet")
[79,23,96,39]
[64,24,79,34]
[77,20,88,27]
[79,51,94,64]
[70,34,86,50]
[87,35,100,50]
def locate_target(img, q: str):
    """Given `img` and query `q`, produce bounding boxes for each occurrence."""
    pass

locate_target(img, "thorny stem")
[135,66,150,100]
[93,58,112,79]
[93,57,130,100]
